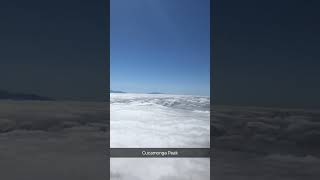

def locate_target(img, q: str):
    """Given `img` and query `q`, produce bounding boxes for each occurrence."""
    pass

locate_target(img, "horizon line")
[110,90,210,97]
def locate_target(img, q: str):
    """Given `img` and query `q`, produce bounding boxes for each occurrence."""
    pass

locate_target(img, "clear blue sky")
[111,0,210,96]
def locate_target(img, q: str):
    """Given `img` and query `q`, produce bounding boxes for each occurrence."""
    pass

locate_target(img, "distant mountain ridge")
[110,90,126,93]
[148,92,165,94]
[110,90,166,94]
[0,90,52,101]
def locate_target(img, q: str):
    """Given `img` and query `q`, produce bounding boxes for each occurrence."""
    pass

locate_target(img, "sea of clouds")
[0,100,108,180]
[111,158,210,180]
[110,93,210,148]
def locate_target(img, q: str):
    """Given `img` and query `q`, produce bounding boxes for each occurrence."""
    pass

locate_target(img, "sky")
[0,0,107,101]
[110,0,210,96]
[213,0,320,108]
[2,0,319,107]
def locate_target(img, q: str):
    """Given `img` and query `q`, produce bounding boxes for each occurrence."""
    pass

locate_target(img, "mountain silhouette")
[0,90,52,101]
[148,92,165,94]
[110,90,126,93]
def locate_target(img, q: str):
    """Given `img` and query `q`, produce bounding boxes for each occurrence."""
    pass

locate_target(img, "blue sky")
[111,0,210,96]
